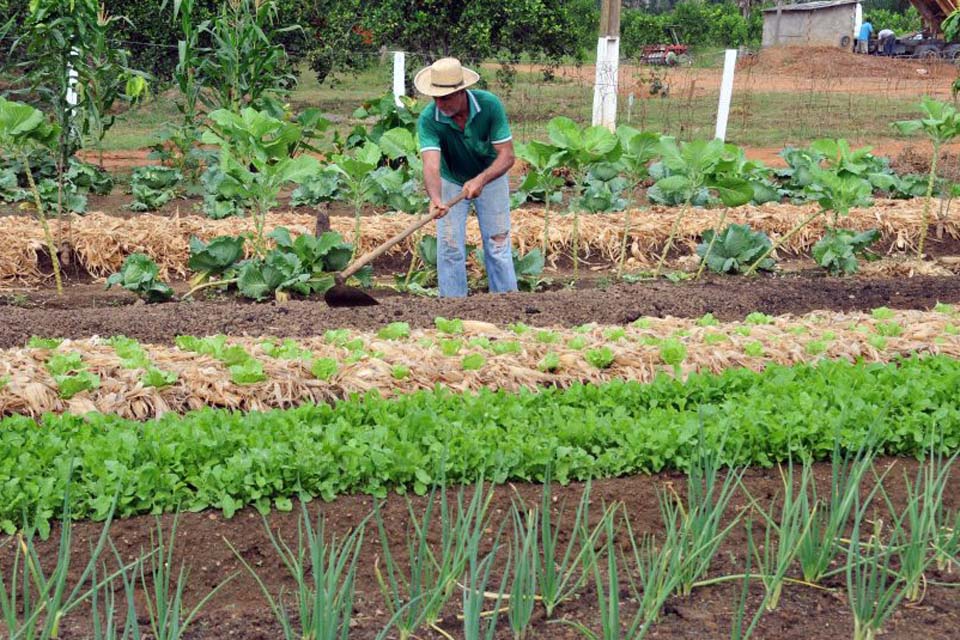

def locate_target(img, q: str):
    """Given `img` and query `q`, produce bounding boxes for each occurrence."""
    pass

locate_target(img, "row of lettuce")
[7,305,957,405]
[1,355,959,533]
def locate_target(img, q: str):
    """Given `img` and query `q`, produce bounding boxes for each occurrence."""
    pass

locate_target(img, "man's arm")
[462,140,515,199]
[422,149,450,218]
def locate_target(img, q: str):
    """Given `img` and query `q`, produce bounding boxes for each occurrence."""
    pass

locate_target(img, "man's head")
[414,57,479,99]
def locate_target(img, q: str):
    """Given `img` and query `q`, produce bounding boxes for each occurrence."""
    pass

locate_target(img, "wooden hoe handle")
[338,191,467,281]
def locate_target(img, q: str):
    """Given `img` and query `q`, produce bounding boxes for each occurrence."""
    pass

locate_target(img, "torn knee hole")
[490,233,509,247]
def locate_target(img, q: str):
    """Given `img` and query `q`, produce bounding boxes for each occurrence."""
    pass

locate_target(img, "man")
[856,20,873,54]
[415,57,518,298]
[878,27,896,56]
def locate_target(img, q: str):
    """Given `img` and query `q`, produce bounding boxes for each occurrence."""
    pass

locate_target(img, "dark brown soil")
[1,273,958,348]
[7,458,959,640]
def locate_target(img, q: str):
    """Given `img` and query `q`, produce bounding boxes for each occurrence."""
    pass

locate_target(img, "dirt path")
[2,274,958,348]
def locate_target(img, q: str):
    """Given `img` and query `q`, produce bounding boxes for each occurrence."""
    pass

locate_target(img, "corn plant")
[893,98,960,258]
[228,505,367,640]
[508,502,538,640]
[0,489,118,639]
[877,449,957,602]
[141,516,236,640]
[845,497,909,640]
[375,481,495,640]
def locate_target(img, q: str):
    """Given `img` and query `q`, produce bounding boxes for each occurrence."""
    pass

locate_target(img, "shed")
[762,0,861,48]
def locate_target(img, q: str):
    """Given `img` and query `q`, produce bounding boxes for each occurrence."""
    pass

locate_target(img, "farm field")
[3,2,960,637]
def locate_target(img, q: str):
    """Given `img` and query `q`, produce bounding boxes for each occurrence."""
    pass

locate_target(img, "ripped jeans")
[436,175,518,298]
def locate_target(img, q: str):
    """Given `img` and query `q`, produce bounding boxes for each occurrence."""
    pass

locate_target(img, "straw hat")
[413,58,480,97]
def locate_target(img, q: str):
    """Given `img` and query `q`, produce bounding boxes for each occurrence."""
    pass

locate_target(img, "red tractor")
[638,27,691,65]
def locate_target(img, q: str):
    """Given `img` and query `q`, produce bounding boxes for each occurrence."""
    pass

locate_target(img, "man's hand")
[462,176,486,199]
[430,199,450,219]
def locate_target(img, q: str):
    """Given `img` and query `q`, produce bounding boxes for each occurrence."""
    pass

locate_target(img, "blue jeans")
[436,175,518,298]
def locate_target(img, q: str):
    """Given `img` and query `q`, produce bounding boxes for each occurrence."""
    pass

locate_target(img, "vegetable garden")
[2,1,960,639]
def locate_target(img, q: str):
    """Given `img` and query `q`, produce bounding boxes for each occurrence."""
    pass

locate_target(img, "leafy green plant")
[201,108,320,255]
[650,137,753,277]
[186,234,246,290]
[0,97,64,294]
[812,229,880,275]
[893,98,960,258]
[330,141,383,258]
[697,224,774,274]
[378,322,411,341]
[544,117,623,281]
[130,166,182,212]
[106,253,174,303]
[659,338,686,377]
[462,354,486,371]
[516,139,565,256]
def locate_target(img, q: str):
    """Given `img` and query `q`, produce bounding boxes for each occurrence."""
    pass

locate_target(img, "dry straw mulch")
[1,307,957,420]
[0,199,957,285]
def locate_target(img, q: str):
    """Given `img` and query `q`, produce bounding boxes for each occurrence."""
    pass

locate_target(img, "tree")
[365,0,592,65]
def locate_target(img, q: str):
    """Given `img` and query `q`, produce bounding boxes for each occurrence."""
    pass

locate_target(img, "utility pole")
[592,0,621,131]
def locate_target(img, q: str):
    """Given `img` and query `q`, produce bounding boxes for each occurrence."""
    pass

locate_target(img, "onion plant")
[0,489,120,639]
[141,516,236,640]
[744,460,816,611]
[228,505,366,640]
[537,478,611,618]
[461,513,509,640]
[877,448,957,602]
[622,506,683,630]
[375,481,495,640]
[795,443,879,584]
[845,497,909,640]
[663,432,744,596]
[508,502,538,640]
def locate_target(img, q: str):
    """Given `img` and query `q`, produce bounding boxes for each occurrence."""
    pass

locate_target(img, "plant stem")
[918,141,940,259]
[352,199,363,261]
[572,209,580,283]
[184,278,238,299]
[694,208,728,280]
[617,207,632,279]
[653,200,690,278]
[21,152,63,295]
[542,197,551,258]
[744,208,826,276]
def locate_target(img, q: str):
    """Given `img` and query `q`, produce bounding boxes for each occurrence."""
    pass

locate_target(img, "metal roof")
[762,0,860,13]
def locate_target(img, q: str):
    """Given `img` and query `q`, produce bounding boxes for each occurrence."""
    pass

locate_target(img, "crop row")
[0,199,955,285]
[1,306,958,419]
[1,353,960,531]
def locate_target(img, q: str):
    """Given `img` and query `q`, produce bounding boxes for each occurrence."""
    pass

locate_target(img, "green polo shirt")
[418,89,512,186]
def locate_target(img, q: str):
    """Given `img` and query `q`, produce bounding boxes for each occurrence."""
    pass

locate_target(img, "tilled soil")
[1,274,959,348]
[7,458,959,640]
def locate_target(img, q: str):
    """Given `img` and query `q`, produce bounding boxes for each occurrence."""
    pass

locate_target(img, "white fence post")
[392,51,406,107]
[66,48,80,108]
[592,36,620,131]
[714,49,738,141]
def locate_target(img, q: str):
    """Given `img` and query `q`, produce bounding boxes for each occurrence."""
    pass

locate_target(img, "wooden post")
[774,0,783,45]
[592,0,621,131]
